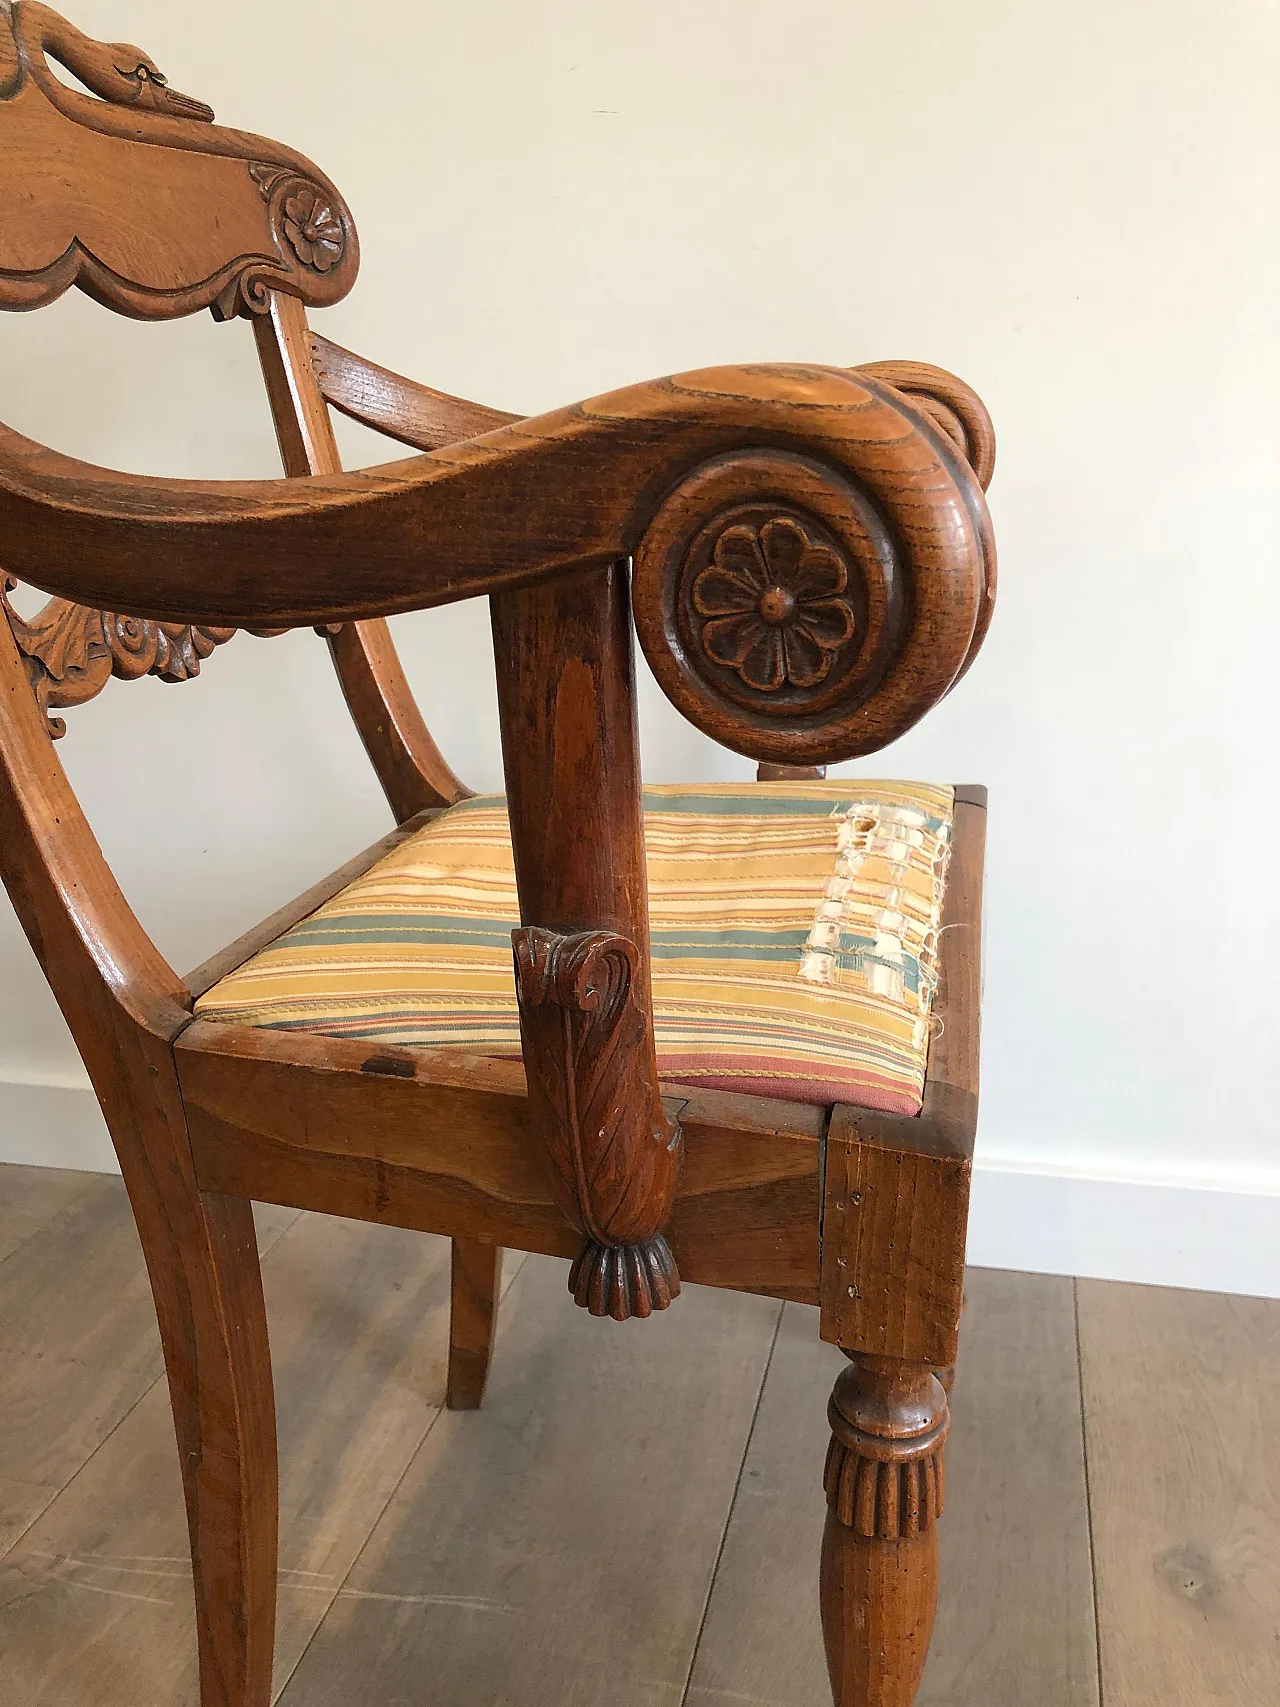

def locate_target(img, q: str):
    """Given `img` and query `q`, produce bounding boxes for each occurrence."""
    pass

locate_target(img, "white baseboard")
[3,1077,1278,1299]
[0,1076,117,1173]
[967,1159,1280,1300]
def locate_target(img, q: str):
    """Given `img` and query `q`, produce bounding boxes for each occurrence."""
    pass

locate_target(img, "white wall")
[3,0,1278,1292]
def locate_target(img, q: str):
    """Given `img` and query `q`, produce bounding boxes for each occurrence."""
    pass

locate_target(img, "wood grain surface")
[0,1175,294,1560]
[0,1206,456,1705]
[688,1272,1100,1707]
[819,794,985,1364]
[309,332,519,452]
[446,1238,503,1411]
[0,1159,95,1266]
[175,1021,824,1301]
[918,1272,1099,1707]
[256,291,473,820]
[0,1165,1273,1706]
[0,368,989,772]
[0,2,358,319]
[1079,1279,1280,1706]
[276,1256,783,1707]
[494,561,680,1311]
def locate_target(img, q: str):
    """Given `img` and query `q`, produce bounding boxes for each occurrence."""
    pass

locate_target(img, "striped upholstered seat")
[194,780,954,1114]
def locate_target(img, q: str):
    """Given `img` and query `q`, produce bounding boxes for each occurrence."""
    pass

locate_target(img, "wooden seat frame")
[0,7,993,1704]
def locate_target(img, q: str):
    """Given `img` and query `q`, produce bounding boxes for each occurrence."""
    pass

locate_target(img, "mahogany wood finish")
[446,1238,503,1411]
[0,614,277,1707]
[171,1019,826,1301]
[820,793,985,1371]
[756,762,828,782]
[309,330,521,452]
[252,286,484,1390]
[820,1356,950,1706]
[815,793,984,1707]
[0,12,994,1705]
[493,564,681,1318]
[252,291,472,818]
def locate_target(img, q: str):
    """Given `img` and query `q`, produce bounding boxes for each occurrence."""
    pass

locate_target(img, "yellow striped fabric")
[195,780,954,1113]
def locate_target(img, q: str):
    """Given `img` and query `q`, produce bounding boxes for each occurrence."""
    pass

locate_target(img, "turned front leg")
[820,1355,948,1707]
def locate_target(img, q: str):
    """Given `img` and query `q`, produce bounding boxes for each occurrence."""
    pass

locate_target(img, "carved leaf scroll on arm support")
[513,925,681,1319]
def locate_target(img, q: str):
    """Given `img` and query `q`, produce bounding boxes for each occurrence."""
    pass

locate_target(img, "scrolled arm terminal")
[631,364,995,765]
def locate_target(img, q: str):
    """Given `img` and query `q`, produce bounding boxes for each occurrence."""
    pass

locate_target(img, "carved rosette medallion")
[2,579,241,736]
[632,450,911,767]
[281,185,345,273]
[250,164,347,277]
[231,162,356,316]
[823,1357,949,1541]
[512,925,682,1321]
[693,514,856,692]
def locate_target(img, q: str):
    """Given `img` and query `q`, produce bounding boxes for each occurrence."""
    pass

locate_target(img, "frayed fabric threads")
[800,797,953,1057]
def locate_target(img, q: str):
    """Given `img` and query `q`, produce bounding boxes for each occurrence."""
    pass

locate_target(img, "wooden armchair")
[0,7,995,1704]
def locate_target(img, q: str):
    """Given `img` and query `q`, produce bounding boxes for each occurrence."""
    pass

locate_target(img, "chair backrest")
[0,0,358,319]
[0,0,476,1048]
[0,0,469,818]
[0,1,342,708]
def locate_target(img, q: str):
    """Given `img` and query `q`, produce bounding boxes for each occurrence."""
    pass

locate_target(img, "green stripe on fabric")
[435,788,946,829]
[273,915,925,986]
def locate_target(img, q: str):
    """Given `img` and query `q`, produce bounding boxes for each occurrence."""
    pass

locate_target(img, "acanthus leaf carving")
[512,925,683,1321]
[1,578,238,737]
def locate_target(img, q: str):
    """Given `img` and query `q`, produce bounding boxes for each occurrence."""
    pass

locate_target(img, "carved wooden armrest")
[0,359,994,1320]
[306,333,521,453]
[0,360,993,764]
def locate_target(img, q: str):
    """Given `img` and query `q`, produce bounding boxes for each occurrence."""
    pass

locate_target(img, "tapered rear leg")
[138,1178,278,1707]
[447,1238,502,1410]
[820,1355,948,1706]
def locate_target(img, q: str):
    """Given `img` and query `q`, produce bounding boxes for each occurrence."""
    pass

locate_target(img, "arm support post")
[491,562,681,1320]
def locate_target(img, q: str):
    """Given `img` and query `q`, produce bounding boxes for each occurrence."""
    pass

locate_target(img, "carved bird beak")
[109,46,215,124]
[150,82,216,123]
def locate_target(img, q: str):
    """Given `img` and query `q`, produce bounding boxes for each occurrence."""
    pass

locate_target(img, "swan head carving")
[7,4,214,123]
[103,42,214,122]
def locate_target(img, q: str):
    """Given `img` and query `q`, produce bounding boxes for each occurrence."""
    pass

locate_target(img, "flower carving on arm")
[282,187,345,273]
[691,516,856,692]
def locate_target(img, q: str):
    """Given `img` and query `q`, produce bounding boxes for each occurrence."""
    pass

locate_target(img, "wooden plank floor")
[0,1165,1275,1705]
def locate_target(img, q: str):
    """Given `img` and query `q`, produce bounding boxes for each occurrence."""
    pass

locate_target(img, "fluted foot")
[568,1235,681,1320]
[820,1355,949,1706]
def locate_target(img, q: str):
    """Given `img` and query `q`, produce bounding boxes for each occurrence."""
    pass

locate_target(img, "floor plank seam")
[268,1405,447,1706]
[269,1235,529,1705]
[0,1176,100,1279]
[0,1201,303,1569]
[0,1366,169,1566]
[1074,1277,1106,1707]
[0,1202,304,1573]
[678,1299,785,1707]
